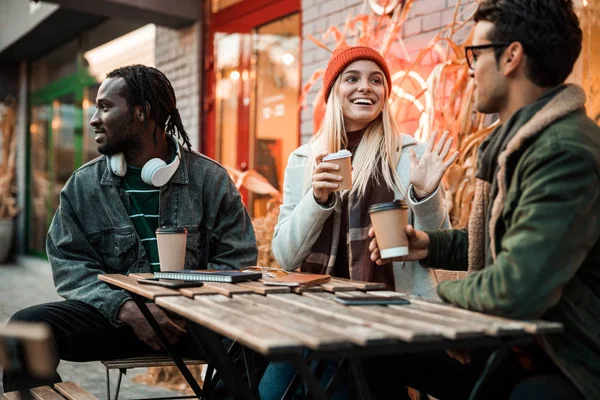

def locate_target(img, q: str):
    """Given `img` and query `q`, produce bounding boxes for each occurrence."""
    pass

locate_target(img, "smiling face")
[337,60,386,132]
[89,77,142,155]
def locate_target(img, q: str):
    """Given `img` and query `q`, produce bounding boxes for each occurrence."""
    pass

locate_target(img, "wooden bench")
[2,383,97,400]
[0,323,97,400]
[101,355,204,400]
[2,383,98,400]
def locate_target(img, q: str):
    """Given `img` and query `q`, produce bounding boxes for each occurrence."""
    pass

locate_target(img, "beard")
[97,113,142,156]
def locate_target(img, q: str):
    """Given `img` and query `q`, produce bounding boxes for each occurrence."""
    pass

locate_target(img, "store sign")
[262,94,286,120]
[262,103,285,120]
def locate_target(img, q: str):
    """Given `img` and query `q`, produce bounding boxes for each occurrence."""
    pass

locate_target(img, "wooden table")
[99,273,563,400]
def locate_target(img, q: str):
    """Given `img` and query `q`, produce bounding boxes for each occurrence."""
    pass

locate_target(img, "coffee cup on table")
[322,149,352,191]
[155,227,188,271]
[369,200,409,259]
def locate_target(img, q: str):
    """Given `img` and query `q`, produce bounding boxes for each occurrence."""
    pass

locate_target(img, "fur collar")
[489,84,586,259]
[468,84,586,270]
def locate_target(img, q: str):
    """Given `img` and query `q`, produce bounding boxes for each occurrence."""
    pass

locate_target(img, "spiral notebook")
[153,270,262,283]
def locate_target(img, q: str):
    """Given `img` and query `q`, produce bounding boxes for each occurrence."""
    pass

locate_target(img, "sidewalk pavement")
[0,256,187,399]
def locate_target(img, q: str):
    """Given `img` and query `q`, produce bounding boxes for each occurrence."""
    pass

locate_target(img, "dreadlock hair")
[106,65,192,151]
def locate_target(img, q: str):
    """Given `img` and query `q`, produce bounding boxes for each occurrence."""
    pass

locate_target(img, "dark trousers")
[3,300,266,395]
[361,348,584,400]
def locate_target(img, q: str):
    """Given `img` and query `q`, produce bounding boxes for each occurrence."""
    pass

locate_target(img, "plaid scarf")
[301,173,397,289]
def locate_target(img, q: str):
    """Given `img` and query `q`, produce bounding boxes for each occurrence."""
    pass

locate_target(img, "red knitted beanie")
[323,45,392,103]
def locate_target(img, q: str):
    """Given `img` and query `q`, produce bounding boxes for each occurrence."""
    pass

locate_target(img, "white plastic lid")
[323,149,352,161]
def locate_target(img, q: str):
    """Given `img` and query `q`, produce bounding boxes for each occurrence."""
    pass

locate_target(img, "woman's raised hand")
[409,130,459,199]
[312,151,343,205]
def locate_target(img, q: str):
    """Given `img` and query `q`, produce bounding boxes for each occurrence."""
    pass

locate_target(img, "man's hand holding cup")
[369,224,430,265]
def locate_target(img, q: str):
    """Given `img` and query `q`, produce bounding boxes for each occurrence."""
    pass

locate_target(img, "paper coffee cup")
[322,150,352,191]
[369,200,409,258]
[155,227,188,271]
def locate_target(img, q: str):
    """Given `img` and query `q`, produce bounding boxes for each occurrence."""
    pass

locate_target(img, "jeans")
[259,356,352,400]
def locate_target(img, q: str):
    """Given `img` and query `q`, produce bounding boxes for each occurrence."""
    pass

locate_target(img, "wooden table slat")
[54,383,98,400]
[128,273,155,280]
[2,393,21,400]
[291,285,325,294]
[179,285,222,298]
[99,274,181,300]
[403,296,563,334]
[235,281,292,295]
[204,295,354,350]
[200,282,255,296]
[329,278,387,291]
[304,292,483,340]
[326,291,523,336]
[237,294,394,346]
[272,293,443,342]
[319,281,358,293]
[155,296,303,355]
[30,386,65,400]
[367,292,526,336]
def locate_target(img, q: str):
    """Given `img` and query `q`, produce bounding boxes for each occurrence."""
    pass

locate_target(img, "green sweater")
[122,166,161,272]
[427,85,600,399]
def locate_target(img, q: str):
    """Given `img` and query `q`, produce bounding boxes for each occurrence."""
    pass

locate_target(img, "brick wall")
[300,0,475,144]
[154,24,201,151]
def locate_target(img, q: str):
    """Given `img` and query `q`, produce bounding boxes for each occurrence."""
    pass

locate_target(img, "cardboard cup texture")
[155,227,188,271]
[323,150,352,191]
[369,201,409,259]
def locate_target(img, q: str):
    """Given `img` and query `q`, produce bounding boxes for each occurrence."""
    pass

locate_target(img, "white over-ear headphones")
[108,135,181,187]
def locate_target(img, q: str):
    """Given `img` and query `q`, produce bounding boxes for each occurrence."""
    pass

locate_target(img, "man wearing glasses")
[366,0,600,399]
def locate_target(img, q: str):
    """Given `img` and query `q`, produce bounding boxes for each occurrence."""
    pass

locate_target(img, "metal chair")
[102,355,204,400]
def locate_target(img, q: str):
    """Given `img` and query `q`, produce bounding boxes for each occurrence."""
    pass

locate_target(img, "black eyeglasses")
[465,43,511,70]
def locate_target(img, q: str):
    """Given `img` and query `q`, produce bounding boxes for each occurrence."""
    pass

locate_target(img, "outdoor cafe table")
[98,273,563,400]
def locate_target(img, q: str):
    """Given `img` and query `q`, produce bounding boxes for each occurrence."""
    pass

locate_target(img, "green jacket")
[427,85,600,399]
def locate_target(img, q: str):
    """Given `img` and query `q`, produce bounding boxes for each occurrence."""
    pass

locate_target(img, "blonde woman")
[271,45,458,297]
[260,45,457,399]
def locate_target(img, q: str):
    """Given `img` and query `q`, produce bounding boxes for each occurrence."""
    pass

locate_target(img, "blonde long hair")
[305,74,405,198]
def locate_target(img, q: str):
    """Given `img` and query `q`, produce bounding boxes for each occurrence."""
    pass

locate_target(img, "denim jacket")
[47,149,258,326]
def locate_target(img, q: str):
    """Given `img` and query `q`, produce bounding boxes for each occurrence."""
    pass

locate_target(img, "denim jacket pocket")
[88,227,138,273]
[184,226,203,269]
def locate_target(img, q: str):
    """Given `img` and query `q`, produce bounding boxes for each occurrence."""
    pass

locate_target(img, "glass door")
[252,13,300,216]
[209,9,301,217]
[28,93,82,255]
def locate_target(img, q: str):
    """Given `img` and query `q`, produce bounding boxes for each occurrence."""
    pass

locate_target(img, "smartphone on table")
[334,292,410,306]
[138,278,203,289]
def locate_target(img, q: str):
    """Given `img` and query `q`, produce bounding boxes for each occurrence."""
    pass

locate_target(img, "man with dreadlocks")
[3,65,259,390]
